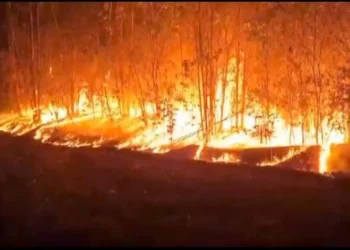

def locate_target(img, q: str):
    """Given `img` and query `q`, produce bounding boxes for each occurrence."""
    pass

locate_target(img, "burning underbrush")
[0,97,348,175]
[0,55,348,174]
[34,117,146,148]
[0,113,343,175]
[0,108,348,175]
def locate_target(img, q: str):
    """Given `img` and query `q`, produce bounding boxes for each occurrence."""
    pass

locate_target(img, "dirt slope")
[0,133,350,246]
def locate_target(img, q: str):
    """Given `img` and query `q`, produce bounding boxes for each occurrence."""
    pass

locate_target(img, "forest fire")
[0,55,346,174]
[0,2,349,175]
[3,3,350,248]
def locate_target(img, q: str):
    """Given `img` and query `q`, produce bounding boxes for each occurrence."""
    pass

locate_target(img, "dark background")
[0,3,7,50]
[0,2,7,109]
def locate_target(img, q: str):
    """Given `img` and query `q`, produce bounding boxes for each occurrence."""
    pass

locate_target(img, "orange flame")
[0,58,347,174]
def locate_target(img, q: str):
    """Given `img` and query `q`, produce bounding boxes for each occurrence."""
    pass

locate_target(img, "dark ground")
[1,133,350,246]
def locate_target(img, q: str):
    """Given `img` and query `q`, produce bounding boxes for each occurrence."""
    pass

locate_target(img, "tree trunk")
[298,70,306,145]
[194,2,206,141]
[312,10,320,145]
[70,45,76,116]
[6,2,22,113]
[131,63,147,125]
[131,3,134,50]
[263,7,270,144]
[233,5,241,131]
[29,3,40,122]
[235,42,241,129]
[219,31,229,131]
[240,48,247,129]
[36,3,41,111]
[208,4,216,137]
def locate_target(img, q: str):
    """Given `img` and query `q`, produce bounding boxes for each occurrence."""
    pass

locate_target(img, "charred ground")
[1,133,350,246]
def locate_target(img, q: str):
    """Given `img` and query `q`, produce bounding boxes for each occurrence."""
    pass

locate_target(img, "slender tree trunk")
[235,6,241,129]
[117,2,128,116]
[240,48,247,129]
[179,4,184,82]
[132,63,147,124]
[219,21,236,131]
[298,69,306,145]
[208,4,215,136]
[104,2,113,119]
[70,45,76,115]
[131,3,134,50]
[103,83,112,119]
[30,3,39,122]
[235,42,241,129]
[6,2,22,113]
[194,2,206,141]
[36,3,41,111]
[287,67,294,144]
[151,4,162,117]
[263,9,270,144]
[312,10,320,144]
[219,26,229,131]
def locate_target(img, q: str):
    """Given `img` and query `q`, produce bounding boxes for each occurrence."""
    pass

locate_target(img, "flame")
[319,144,331,174]
[194,144,204,160]
[318,128,345,173]
[0,58,347,174]
[212,153,240,164]
[258,147,307,167]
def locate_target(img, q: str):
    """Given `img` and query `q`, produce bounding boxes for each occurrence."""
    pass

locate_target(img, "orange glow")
[258,147,307,167]
[0,57,347,174]
[212,153,240,164]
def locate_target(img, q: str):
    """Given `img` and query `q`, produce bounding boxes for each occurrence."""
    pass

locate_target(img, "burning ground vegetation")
[0,2,350,173]
[0,67,348,173]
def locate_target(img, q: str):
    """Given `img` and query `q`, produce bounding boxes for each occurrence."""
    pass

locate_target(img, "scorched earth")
[1,131,350,246]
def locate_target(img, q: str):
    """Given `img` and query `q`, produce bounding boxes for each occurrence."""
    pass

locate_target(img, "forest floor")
[1,132,350,246]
